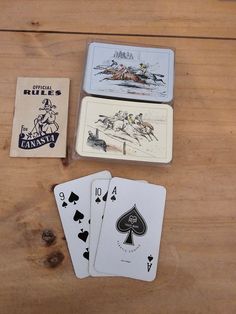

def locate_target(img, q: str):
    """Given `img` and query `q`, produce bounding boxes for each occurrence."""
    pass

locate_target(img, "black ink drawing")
[18,98,59,149]
[87,130,107,152]
[92,109,158,149]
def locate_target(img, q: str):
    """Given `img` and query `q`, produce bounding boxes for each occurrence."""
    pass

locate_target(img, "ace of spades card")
[54,170,111,278]
[90,178,147,277]
[95,178,166,281]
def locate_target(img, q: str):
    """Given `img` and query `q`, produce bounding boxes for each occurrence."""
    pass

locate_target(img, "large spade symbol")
[116,204,147,246]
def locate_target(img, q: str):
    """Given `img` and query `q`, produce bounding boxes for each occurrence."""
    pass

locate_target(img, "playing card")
[54,170,112,278]
[89,178,147,277]
[83,42,174,103]
[89,179,111,276]
[10,77,70,157]
[76,96,173,164]
[95,178,166,281]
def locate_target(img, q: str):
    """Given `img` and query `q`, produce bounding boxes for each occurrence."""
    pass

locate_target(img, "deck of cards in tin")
[74,40,175,165]
[83,42,175,103]
[75,96,173,164]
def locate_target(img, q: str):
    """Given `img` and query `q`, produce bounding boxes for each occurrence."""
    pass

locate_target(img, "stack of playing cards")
[75,96,173,164]
[83,42,174,103]
[54,171,166,281]
[74,41,175,165]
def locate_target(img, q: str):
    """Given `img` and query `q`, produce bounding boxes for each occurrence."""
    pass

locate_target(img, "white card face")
[76,96,173,164]
[95,178,166,281]
[89,179,111,277]
[83,42,174,103]
[54,170,112,278]
[89,178,147,277]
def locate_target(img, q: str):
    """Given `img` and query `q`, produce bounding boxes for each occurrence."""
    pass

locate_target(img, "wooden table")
[0,1,236,313]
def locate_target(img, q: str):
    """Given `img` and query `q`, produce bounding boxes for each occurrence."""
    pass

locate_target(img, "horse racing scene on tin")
[83,42,174,103]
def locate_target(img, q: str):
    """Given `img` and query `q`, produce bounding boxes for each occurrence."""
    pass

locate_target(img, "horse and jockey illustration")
[94,110,158,146]
[94,61,166,86]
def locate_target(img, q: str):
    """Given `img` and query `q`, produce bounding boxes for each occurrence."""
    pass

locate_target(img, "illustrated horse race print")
[84,42,174,103]
[76,97,173,164]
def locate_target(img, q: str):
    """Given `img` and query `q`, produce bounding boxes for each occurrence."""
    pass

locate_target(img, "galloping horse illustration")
[95,111,158,146]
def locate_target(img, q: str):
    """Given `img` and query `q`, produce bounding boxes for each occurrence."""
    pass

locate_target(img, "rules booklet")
[10,77,70,158]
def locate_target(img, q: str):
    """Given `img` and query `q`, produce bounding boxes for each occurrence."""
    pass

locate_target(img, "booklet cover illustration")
[10,77,70,157]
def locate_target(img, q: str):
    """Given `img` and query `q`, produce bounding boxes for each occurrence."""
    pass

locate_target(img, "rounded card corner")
[82,84,90,94]
[80,95,91,104]
[103,170,112,178]
[75,146,85,158]
[88,42,97,49]
[167,103,174,113]
[165,154,173,164]
[147,274,157,282]
[164,93,174,104]
[169,49,175,59]
[159,185,167,195]
[53,183,60,194]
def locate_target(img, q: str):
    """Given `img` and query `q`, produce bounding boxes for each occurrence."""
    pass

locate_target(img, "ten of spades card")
[54,170,112,278]
[95,177,166,281]
[83,42,174,103]
[10,77,70,157]
[76,96,173,164]
[89,179,111,277]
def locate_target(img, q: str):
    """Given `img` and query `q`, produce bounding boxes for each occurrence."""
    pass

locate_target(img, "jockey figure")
[127,114,135,125]
[135,113,144,125]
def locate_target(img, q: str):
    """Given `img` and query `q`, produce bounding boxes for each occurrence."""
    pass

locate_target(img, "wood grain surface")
[0,0,236,38]
[0,2,236,313]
